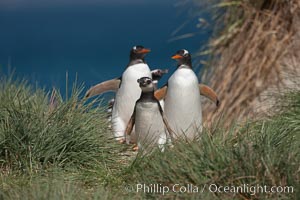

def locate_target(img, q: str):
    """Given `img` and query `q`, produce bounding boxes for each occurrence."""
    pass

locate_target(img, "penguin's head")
[130,45,151,60]
[137,77,154,92]
[171,49,192,68]
[151,69,169,82]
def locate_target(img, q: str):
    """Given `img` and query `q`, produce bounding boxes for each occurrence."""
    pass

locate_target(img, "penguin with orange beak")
[85,45,152,142]
[155,49,219,140]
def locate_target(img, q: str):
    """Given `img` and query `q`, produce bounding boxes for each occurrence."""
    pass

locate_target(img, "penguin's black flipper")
[199,84,220,107]
[154,85,168,101]
[85,78,121,98]
[125,110,136,136]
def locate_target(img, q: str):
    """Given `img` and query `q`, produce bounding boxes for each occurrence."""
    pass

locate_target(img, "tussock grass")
[1,175,125,200]
[0,75,120,176]
[0,74,299,199]
[198,0,300,125]
[127,90,300,199]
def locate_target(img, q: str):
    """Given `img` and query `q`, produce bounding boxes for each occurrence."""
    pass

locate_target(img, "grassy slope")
[128,91,300,199]
[0,76,299,199]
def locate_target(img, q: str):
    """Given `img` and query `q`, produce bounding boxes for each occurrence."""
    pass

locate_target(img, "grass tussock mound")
[200,0,300,125]
[0,75,119,175]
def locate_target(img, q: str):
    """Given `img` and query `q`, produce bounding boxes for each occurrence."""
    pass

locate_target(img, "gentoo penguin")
[85,45,152,142]
[104,69,168,127]
[154,49,219,140]
[148,68,168,110]
[125,77,174,152]
[151,69,169,90]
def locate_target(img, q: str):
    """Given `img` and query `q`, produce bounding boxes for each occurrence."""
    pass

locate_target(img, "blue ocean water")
[0,1,211,98]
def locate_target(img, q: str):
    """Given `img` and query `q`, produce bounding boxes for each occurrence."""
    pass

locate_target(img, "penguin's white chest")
[112,63,151,137]
[164,68,202,138]
[134,102,166,149]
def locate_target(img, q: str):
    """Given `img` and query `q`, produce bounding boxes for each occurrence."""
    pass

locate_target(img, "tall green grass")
[0,74,299,199]
[126,90,299,199]
[0,75,122,176]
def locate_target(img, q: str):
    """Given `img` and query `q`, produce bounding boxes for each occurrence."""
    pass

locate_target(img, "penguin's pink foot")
[133,145,139,151]
[118,139,126,144]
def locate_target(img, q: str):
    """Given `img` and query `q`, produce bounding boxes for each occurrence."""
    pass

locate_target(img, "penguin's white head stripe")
[132,45,144,51]
[183,49,189,56]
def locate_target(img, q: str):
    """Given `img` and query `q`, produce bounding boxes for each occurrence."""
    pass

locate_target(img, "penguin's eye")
[134,45,144,52]
[177,50,184,55]
[146,80,151,84]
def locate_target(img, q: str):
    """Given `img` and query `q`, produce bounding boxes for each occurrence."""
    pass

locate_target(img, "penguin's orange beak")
[171,54,183,59]
[138,48,151,54]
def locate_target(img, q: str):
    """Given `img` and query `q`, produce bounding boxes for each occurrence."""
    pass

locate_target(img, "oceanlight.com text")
[124,183,294,196]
